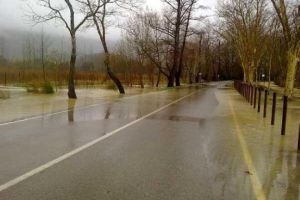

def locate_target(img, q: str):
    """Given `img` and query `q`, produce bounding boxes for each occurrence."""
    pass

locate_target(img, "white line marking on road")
[0,91,198,192]
[0,90,169,127]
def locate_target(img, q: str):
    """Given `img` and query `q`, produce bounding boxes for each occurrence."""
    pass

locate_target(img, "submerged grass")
[26,82,55,94]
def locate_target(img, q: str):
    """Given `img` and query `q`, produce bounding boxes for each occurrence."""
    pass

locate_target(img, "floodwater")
[0,82,299,200]
[0,86,164,124]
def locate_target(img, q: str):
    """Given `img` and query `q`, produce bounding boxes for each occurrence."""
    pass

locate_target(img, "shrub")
[26,82,55,94]
[42,82,55,94]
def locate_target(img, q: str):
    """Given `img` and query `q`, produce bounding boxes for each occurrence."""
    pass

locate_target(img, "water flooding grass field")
[0,85,167,124]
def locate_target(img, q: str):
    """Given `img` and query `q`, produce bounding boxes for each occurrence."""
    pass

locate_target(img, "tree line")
[218,0,300,96]
[0,0,298,98]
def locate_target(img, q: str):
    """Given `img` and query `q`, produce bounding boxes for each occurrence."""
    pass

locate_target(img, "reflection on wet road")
[0,82,299,200]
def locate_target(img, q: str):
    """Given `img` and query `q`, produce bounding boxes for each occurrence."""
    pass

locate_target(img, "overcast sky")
[0,0,217,40]
[0,0,217,58]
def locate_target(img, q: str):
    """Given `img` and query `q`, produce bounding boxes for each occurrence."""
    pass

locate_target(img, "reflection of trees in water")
[104,102,114,120]
[68,99,76,122]
[264,138,285,199]
[263,137,300,200]
[104,105,111,119]
[284,154,300,200]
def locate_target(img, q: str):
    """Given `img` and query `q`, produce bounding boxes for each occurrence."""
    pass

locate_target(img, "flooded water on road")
[0,87,165,124]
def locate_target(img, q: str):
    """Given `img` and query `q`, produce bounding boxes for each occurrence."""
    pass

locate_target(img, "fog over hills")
[0,0,216,60]
[0,27,112,60]
[0,0,121,60]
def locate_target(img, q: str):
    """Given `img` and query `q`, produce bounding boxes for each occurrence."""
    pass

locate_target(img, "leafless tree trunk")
[30,0,94,98]
[85,0,129,94]
[176,0,196,86]
[169,0,182,87]
[270,0,300,96]
[194,32,203,83]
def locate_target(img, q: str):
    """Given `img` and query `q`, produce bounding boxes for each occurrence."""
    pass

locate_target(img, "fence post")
[258,88,262,113]
[254,87,257,109]
[246,83,249,102]
[298,124,300,151]
[249,85,251,102]
[271,92,277,125]
[281,95,288,136]
[248,85,250,102]
[263,90,268,118]
[250,85,253,105]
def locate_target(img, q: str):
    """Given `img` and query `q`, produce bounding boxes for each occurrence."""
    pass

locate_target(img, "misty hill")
[0,28,119,60]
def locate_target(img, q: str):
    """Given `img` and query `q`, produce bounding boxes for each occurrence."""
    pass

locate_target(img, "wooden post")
[254,87,257,109]
[298,124,300,151]
[258,88,261,113]
[271,92,277,125]
[246,84,248,99]
[250,85,253,106]
[263,90,268,118]
[281,96,288,136]
[247,85,250,102]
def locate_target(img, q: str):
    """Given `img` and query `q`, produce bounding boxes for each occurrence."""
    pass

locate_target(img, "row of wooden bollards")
[233,81,300,151]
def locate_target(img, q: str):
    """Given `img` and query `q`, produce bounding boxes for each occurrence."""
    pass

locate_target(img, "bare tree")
[176,0,198,86]
[270,0,300,96]
[218,0,269,83]
[84,0,138,94]
[192,30,204,83]
[29,0,96,98]
[126,12,175,87]
[146,0,199,87]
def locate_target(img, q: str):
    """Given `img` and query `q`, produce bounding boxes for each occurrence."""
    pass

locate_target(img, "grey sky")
[0,0,217,39]
[0,0,217,58]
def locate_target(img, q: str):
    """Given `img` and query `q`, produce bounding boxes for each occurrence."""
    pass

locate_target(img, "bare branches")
[27,0,69,31]
[28,0,95,35]
[217,0,269,83]
[124,0,201,86]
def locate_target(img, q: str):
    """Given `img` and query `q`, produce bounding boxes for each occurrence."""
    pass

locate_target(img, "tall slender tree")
[84,0,140,94]
[30,0,97,98]
[176,0,198,86]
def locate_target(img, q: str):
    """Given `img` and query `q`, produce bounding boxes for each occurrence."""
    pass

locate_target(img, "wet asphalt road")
[0,82,300,200]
